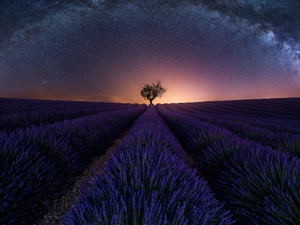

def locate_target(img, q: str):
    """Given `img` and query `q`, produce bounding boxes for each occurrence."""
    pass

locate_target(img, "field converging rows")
[1,98,299,224]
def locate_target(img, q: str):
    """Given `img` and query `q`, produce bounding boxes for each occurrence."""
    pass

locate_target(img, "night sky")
[0,0,300,104]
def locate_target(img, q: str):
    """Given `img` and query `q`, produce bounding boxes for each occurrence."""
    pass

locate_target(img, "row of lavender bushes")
[156,104,300,224]
[62,105,233,225]
[173,103,300,135]
[166,104,300,158]
[0,102,136,133]
[0,98,128,116]
[185,98,300,119]
[176,101,300,133]
[0,105,146,225]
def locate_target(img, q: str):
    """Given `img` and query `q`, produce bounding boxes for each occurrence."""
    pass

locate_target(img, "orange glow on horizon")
[2,65,300,104]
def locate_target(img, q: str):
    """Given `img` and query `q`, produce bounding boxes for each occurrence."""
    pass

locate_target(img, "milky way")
[0,0,299,103]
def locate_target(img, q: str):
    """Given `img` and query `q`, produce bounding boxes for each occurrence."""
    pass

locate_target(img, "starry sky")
[0,0,300,104]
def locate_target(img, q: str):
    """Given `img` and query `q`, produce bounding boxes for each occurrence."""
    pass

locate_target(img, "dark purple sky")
[0,0,300,103]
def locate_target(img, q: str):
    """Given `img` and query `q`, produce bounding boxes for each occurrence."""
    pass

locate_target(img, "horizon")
[1,95,300,105]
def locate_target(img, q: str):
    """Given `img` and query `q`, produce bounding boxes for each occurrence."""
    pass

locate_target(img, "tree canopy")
[140,81,166,104]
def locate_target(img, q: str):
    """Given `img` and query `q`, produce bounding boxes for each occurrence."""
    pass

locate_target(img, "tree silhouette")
[140,81,166,104]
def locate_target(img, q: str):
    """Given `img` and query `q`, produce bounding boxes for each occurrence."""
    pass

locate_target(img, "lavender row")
[0,103,137,133]
[62,105,233,225]
[173,103,300,135]
[0,105,146,225]
[214,98,300,115]
[179,102,300,124]
[186,98,300,120]
[167,104,300,157]
[0,98,130,117]
[156,104,300,224]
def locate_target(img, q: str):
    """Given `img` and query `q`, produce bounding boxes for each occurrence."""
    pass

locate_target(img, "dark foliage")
[140,81,166,104]
[3,97,300,224]
[0,99,136,133]
[0,104,146,224]
[216,148,300,224]
[165,101,300,157]
[62,105,233,225]
[156,102,300,224]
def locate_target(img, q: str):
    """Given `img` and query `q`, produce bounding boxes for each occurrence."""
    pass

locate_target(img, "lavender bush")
[215,148,300,224]
[0,105,146,224]
[167,103,300,157]
[0,98,133,116]
[157,103,300,224]
[62,105,233,225]
[0,103,137,133]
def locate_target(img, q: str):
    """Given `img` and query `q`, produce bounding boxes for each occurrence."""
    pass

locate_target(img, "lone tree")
[140,81,166,104]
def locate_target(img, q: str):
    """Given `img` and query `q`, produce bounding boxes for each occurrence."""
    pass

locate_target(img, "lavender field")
[1,98,300,225]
